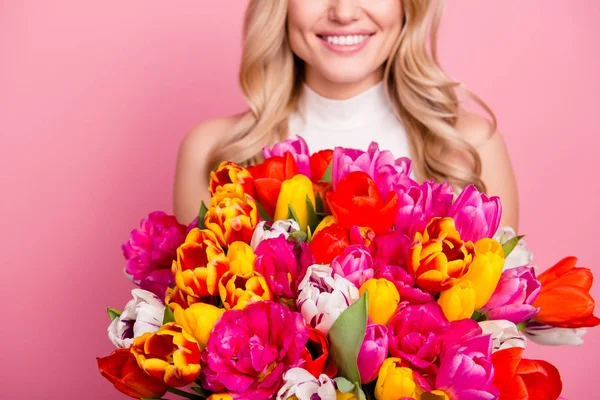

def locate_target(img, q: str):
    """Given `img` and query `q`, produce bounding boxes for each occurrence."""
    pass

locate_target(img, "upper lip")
[317,30,375,37]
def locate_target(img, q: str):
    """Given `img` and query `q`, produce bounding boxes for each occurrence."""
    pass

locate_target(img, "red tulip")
[310,223,350,264]
[492,347,562,400]
[326,171,398,234]
[310,149,333,183]
[97,349,168,399]
[300,326,338,378]
[252,152,298,216]
[533,256,600,328]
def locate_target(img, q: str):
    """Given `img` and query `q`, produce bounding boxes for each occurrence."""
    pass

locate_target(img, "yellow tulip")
[219,270,273,310]
[359,279,400,326]
[336,391,358,400]
[207,394,234,400]
[313,215,337,235]
[375,358,419,400]
[274,174,316,232]
[172,303,225,349]
[438,279,476,321]
[427,390,450,400]
[462,238,505,309]
[227,241,256,276]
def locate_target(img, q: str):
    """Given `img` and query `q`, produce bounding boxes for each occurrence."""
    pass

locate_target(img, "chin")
[317,65,380,86]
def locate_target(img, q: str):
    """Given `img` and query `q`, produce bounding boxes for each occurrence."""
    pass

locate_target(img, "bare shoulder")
[455,110,499,149]
[173,114,244,223]
[178,114,243,161]
[455,110,520,230]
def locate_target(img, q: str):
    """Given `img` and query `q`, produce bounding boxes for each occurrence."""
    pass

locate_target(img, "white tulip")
[250,219,301,250]
[108,289,165,348]
[524,323,587,346]
[297,265,359,335]
[494,226,534,271]
[479,320,527,352]
[276,368,337,400]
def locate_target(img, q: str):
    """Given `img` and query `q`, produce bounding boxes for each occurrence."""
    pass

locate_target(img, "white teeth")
[324,34,370,46]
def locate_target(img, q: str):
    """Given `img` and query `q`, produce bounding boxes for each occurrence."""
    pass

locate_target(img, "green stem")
[167,387,205,399]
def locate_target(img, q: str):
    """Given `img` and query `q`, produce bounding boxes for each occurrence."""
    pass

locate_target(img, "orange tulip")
[209,161,255,198]
[97,349,168,399]
[172,228,230,298]
[205,190,260,247]
[407,217,474,293]
[533,256,600,328]
[131,322,202,387]
[165,286,208,310]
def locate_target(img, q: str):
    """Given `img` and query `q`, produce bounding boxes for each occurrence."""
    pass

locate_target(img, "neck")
[304,67,384,100]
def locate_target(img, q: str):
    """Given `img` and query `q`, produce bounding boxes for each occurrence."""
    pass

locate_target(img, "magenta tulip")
[435,334,498,399]
[447,184,501,242]
[255,236,307,302]
[200,301,309,399]
[357,324,389,384]
[393,180,454,237]
[388,302,450,375]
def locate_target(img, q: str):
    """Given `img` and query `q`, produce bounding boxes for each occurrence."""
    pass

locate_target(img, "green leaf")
[287,204,300,224]
[315,191,325,214]
[306,195,318,232]
[502,235,525,258]
[107,307,121,321]
[329,292,369,387]
[334,378,366,400]
[167,387,206,399]
[256,201,273,222]
[162,305,175,324]
[320,160,333,182]
[471,310,487,322]
[190,385,212,397]
[289,230,308,244]
[197,201,208,229]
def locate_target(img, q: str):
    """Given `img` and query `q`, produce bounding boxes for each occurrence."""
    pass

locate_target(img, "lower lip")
[318,35,373,55]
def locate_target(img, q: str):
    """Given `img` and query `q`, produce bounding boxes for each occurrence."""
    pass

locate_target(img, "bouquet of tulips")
[97,137,599,400]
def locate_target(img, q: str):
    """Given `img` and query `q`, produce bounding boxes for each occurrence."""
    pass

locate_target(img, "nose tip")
[329,0,360,24]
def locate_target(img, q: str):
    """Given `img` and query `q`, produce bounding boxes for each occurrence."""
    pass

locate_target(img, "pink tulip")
[122,211,187,298]
[393,180,454,237]
[255,236,307,302]
[447,185,501,242]
[200,301,309,399]
[387,302,450,375]
[372,232,433,303]
[482,266,541,325]
[332,142,415,196]
[263,136,311,178]
[330,245,375,288]
[357,324,389,383]
[435,334,498,399]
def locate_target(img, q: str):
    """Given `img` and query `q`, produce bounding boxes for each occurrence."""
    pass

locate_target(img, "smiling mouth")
[316,33,375,46]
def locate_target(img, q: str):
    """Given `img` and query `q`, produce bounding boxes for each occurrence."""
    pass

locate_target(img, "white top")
[289,81,413,162]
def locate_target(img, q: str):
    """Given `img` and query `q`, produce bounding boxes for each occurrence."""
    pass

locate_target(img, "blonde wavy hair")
[207,0,496,193]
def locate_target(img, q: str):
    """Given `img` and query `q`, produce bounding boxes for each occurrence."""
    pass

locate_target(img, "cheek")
[371,0,404,32]
[286,2,322,60]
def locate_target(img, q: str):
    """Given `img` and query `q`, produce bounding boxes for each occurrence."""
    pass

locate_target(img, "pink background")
[2,1,599,398]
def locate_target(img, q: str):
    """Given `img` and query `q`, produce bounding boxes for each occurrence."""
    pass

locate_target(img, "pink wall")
[2,1,599,398]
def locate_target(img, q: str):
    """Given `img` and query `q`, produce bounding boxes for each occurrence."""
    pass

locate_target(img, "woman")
[173,0,519,231]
